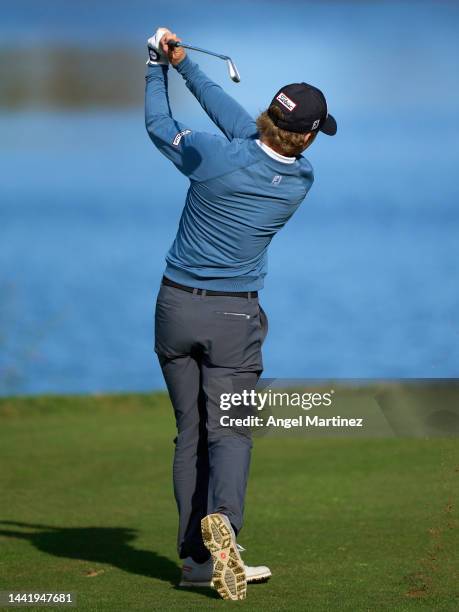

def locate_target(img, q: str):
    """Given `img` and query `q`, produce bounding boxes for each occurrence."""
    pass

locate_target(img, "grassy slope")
[0,394,457,611]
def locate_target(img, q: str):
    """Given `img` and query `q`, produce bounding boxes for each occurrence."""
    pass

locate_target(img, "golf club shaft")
[168,40,229,61]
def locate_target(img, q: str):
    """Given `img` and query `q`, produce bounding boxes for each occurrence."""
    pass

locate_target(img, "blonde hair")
[256,105,316,157]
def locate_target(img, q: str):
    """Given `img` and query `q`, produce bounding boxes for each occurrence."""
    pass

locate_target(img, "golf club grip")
[167,40,180,48]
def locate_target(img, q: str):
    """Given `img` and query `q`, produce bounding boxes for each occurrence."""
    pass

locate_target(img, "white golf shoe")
[179,556,214,587]
[179,513,271,600]
[179,554,272,588]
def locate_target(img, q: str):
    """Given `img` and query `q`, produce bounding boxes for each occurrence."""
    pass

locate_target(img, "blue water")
[1,1,459,395]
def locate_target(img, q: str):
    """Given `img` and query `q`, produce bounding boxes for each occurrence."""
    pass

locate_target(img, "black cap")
[268,83,337,136]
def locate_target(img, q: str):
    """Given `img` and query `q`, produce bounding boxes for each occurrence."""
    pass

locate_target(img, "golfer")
[145,27,336,601]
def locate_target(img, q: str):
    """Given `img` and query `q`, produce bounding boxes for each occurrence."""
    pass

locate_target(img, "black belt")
[162,276,258,298]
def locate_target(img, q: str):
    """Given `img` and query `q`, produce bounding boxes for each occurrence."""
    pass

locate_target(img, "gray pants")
[155,283,268,562]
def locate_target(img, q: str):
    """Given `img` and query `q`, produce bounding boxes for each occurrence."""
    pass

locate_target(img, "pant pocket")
[208,309,261,369]
[214,311,252,320]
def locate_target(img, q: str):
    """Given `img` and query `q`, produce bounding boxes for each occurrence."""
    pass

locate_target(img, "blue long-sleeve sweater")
[145,56,314,291]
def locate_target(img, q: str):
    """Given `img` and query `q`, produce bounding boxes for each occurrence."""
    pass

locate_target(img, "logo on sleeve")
[276,92,297,112]
[272,175,282,185]
[173,129,192,146]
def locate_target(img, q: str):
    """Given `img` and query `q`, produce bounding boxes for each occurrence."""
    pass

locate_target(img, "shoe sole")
[247,572,272,583]
[179,573,270,589]
[201,513,247,601]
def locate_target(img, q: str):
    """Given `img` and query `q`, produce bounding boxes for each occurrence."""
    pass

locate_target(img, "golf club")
[168,40,241,83]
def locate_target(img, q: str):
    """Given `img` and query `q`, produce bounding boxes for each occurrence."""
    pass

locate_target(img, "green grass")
[0,393,457,611]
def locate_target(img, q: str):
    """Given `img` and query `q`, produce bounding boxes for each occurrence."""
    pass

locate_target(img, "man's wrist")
[171,54,186,68]
[174,55,193,74]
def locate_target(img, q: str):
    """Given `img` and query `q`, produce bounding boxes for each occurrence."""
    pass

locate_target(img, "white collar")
[256,139,296,164]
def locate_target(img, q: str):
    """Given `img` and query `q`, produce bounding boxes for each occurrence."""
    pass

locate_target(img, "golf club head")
[226,59,241,83]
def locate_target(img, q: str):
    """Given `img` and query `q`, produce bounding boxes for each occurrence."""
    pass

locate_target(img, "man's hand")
[146,27,171,66]
[147,28,186,67]
[161,31,186,66]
